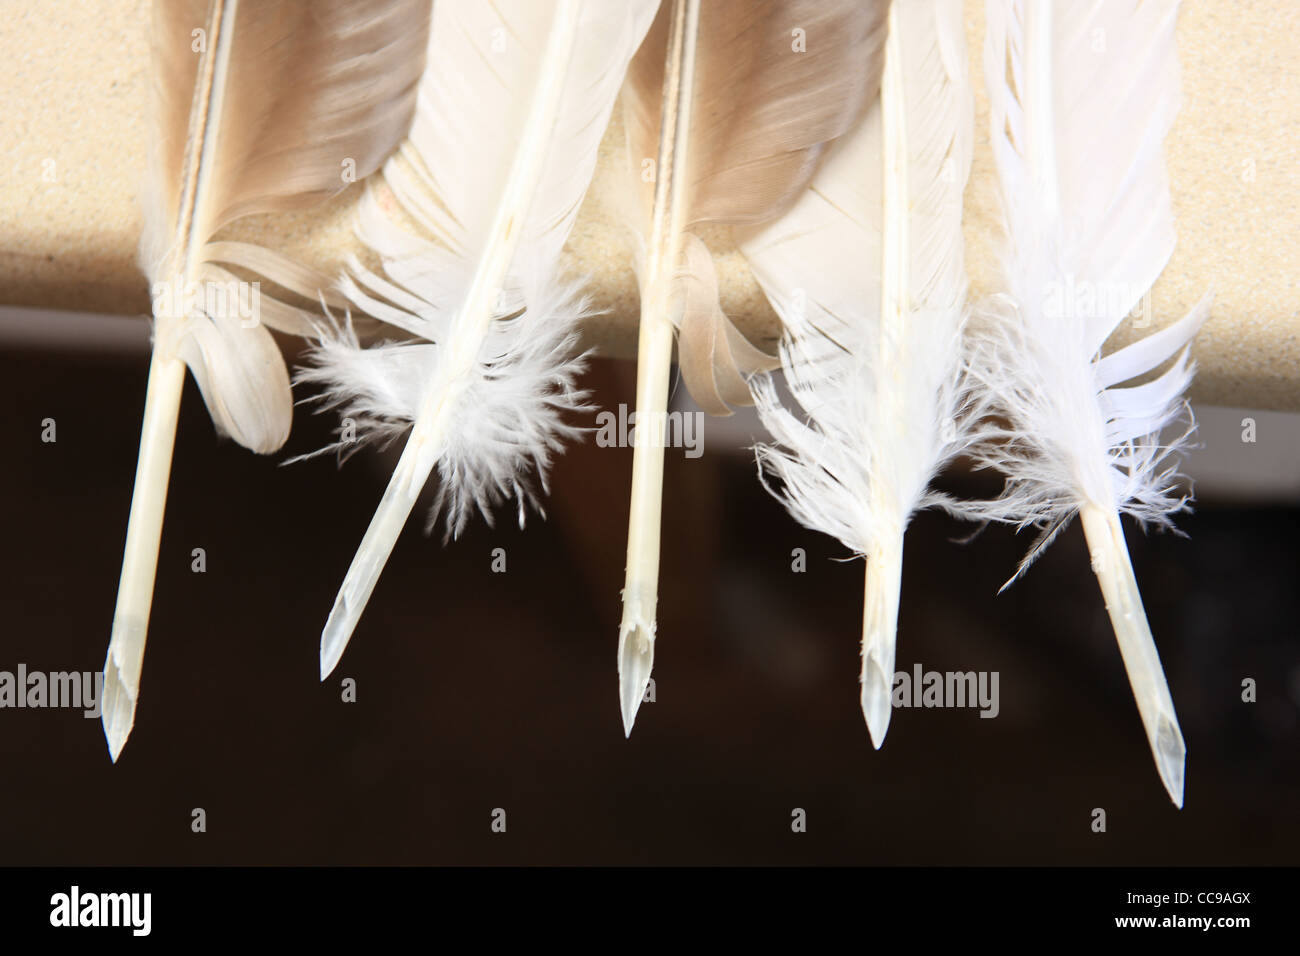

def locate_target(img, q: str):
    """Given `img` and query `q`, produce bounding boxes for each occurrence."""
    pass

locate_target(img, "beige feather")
[103,0,428,761]
[617,0,889,734]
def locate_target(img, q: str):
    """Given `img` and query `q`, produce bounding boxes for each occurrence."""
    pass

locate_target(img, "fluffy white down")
[296,276,592,540]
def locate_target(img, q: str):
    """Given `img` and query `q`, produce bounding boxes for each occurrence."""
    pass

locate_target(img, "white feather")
[962,0,1209,807]
[303,0,660,677]
[737,0,974,748]
[965,0,1209,543]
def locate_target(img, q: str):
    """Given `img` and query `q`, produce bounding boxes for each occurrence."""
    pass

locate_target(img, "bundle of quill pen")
[105,0,1213,810]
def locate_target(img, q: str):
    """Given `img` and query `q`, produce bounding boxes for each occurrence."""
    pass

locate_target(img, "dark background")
[0,346,1296,865]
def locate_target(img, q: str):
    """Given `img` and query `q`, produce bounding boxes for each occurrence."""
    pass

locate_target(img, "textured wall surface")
[1,0,1296,408]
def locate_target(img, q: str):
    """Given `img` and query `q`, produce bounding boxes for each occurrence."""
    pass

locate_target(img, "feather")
[303,0,661,679]
[102,0,428,761]
[617,0,889,734]
[961,0,1211,806]
[739,0,974,749]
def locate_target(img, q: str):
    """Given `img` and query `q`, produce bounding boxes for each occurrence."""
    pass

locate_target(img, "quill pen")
[965,0,1211,806]
[740,0,974,747]
[103,0,428,759]
[302,0,660,678]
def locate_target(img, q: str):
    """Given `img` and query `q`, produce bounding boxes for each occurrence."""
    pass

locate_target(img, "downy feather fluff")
[103,0,428,761]
[616,0,889,734]
[303,0,660,679]
[963,0,1211,806]
[739,0,974,749]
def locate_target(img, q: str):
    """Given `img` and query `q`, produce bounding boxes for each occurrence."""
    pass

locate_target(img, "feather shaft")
[860,528,904,747]
[103,354,187,761]
[618,0,698,736]
[859,2,909,746]
[104,0,242,761]
[1080,503,1185,807]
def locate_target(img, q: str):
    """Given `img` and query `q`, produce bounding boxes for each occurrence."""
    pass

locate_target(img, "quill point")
[1156,716,1186,809]
[101,615,146,762]
[860,653,893,750]
[617,619,655,738]
[320,598,354,681]
[100,660,135,764]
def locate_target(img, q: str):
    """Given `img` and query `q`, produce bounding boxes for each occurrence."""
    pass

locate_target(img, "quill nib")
[101,617,145,763]
[860,652,893,750]
[860,536,904,749]
[103,351,187,761]
[1154,715,1187,810]
[320,593,359,681]
[319,441,429,679]
[1080,504,1186,808]
[617,599,656,737]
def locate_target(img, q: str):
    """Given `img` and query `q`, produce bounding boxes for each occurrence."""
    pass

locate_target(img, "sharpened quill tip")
[102,614,147,762]
[100,659,135,764]
[860,545,903,751]
[1156,715,1186,809]
[860,651,893,750]
[1079,505,1188,808]
[319,596,354,681]
[617,620,655,738]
